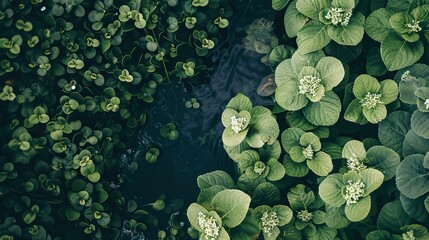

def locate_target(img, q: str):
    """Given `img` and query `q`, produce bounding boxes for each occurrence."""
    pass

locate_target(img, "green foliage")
[188,1,429,239]
[0,0,232,239]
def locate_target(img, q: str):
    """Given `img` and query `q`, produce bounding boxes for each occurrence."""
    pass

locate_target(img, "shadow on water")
[121,0,278,235]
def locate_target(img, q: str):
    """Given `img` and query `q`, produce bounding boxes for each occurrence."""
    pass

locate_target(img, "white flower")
[347,154,367,173]
[405,20,422,33]
[297,210,313,222]
[344,180,365,205]
[197,212,220,240]
[261,211,280,237]
[230,116,247,134]
[402,230,416,240]
[325,7,353,26]
[424,99,429,109]
[299,75,321,97]
[302,145,314,160]
[360,92,383,109]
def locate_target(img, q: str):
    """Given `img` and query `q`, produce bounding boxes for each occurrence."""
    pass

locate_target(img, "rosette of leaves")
[281,128,333,177]
[233,150,285,181]
[294,0,365,53]
[344,74,398,124]
[72,150,100,183]
[251,205,293,240]
[319,169,384,222]
[274,50,344,126]
[287,184,337,240]
[187,189,251,240]
[394,64,429,108]
[222,93,279,148]
[341,140,400,180]
[365,3,429,71]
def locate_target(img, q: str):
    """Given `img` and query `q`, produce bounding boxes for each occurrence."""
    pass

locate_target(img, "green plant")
[186,0,429,239]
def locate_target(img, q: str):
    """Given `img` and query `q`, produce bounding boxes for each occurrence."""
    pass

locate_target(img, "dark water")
[121,0,278,236]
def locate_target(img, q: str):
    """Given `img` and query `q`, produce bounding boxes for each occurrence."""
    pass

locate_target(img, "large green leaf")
[226,93,253,112]
[353,74,381,99]
[380,32,424,71]
[344,99,368,125]
[307,225,337,240]
[342,140,366,160]
[379,79,399,105]
[400,194,429,222]
[365,8,395,42]
[283,154,309,177]
[297,21,330,54]
[252,182,281,205]
[411,110,429,139]
[228,211,260,240]
[327,12,365,46]
[360,168,384,196]
[275,59,296,86]
[319,173,345,207]
[307,151,333,176]
[286,111,317,131]
[270,45,295,67]
[284,1,309,38]
[396,154,429,199]
[303,91,341,126]
[366,230,391,240]
[316,56,345,91]
[197,170,235,190]
[272,0,290,10]
[211,189,251,228]
[366,146,401,181]
[287,184,315,210]
[378,111,412,156]
[344,195,371,222]
[266,158,286,181]
[377,200,411,234]
[403,130,429,157]
[363,104,387,124]
[296,0,329,20]
[275,81,308,111]
[324,205,351,229]
[281,127,305,152]
[246,111,279,148]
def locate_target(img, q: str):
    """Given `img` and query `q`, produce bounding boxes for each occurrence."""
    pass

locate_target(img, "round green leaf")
[222,127,248,147]
[246,111,279,148]
[269,45,295,67]
[283,154,309,177]
[380,79,398,104]
[396,154,429,198]
[366,146,401,181]
[400,194,429,222]
[377,200,411,234]
[226,93,253,112]
[344,99,368,125]
[364,8,395,42]
[342,140,366,160]
[303,91,341,126]
[381,32,424,71]
[344,195,371,222]
[281,127,306,152]
[296,0,329,20]
[360,168,384,196]
[266,158,286,181]
[411,110,429,139]
[362,104,387,124]
[308,151,333,176]
[197,170,235,190]
[378,111,411,156]
[287,184,315,210]
[252,182,281,205]
[211,189,251,228]
[403,130,429,157]
[290,146,307,163]
[284,1,309,38]
[316,56,345,91]
[297,20,330,54]
[353,74,381,99]
[327,12,365,46]
[275,59,296,86]
[273,205,293,226]
[319,173,346,207]
[286,110,317,131]
[275,81,308,111]
[187,203,208,231]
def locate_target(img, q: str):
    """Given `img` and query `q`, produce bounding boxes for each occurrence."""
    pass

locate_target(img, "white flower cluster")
[197,212,220,240]
[230,116,247,134]
[302,145,314,160]
[402,230,416,240]
[424,99,429,109]
[344,180,365,205]
[299,75,321,97]
[261,211,280,237]
[297,209,313,222]
[325,7,353,26]
[360,92,383,109]
[347,155,367,173]
[405,20,422,33]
